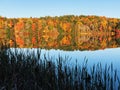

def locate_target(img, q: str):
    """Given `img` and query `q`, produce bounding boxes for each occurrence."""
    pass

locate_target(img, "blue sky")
[0,0,120,18]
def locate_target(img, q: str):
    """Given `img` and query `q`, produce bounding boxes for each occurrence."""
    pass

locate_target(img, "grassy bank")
[0,46,120,90]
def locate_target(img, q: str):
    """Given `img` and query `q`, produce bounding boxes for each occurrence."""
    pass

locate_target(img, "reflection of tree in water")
[0,15,120,50]
[0,28,119,50]
[60,35,71,46]
[116,38,120,45]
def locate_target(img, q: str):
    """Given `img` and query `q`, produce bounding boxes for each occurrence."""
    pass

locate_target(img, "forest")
[0,15,120,50]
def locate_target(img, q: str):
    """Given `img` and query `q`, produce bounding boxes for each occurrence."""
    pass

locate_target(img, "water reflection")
[1,27,119,70]
[0,28,120,50]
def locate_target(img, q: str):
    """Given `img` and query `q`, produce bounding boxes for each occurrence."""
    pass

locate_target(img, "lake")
[1,28,120,89]
[1,27,120,77]
[40,48,120,68]
[1,16,120,89]
[9,47,120,79]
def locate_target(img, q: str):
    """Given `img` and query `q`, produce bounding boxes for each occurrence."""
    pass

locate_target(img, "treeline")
[0,15,120,32]
[0,15,120,49]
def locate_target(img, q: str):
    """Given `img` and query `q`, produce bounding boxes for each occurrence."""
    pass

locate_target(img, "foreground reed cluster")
[0,46,120,90]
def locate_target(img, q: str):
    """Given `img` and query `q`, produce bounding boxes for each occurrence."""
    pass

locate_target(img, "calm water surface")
[42,48,120,78]
[11,47,120,77]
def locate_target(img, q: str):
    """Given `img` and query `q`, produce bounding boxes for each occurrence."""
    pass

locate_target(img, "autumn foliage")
[0,15,120,50]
